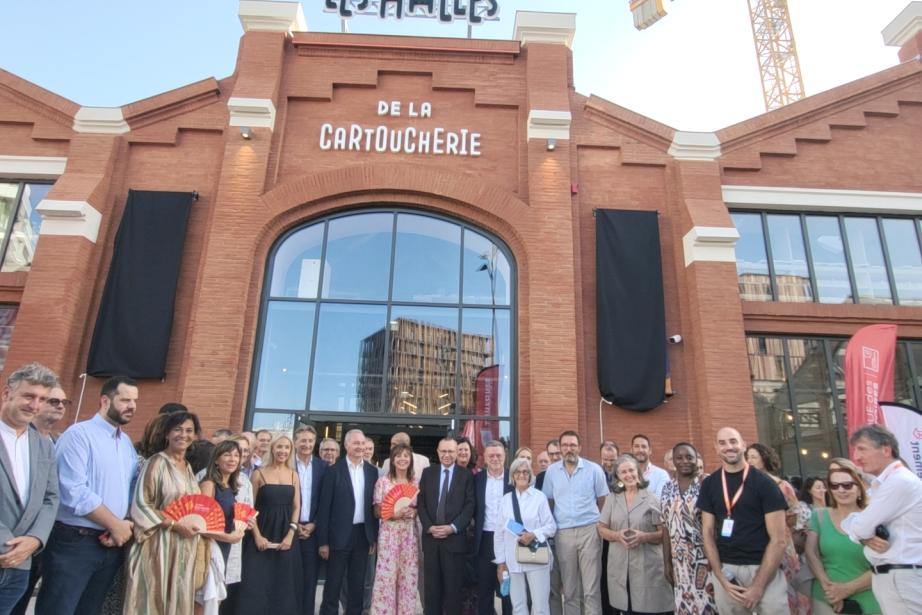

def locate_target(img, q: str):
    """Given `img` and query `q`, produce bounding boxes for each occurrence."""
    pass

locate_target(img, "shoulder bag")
[511,490,550,565]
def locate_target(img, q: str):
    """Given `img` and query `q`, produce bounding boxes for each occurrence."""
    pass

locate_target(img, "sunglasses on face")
[829,481,857,491]
[47,398,72,408]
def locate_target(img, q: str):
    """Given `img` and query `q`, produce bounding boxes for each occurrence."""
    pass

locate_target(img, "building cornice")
[682,226,739,267]
[722,185,922,215]
[36,199,102,243]
[513,11,576,48]
[0,155,67,179]
[227,97,277,130]
[668,131,721,161]
[72,107,130,135]
[238,0,307,34]
[883,2,922,47]
[527,109,572,141]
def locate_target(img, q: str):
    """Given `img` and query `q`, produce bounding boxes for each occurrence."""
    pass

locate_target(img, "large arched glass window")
[248,209,516,447]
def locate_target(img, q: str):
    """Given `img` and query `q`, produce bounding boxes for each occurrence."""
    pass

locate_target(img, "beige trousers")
[710,564,790,615]
[554,524,602,615]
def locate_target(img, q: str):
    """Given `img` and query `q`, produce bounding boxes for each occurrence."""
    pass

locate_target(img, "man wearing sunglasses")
[32,388,69,442]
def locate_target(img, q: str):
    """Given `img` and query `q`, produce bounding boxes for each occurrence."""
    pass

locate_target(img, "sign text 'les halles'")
[319,100,483,157]
[324,0,500,23]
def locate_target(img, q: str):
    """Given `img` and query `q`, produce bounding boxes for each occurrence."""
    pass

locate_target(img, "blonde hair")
[264,435,296,470]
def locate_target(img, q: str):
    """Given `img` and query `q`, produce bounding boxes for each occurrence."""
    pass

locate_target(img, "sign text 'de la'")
[324,0,499,23]
[319,100,482,157]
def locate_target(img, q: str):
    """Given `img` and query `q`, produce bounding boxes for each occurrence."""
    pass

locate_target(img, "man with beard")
[630,434,670,498]
[696,427,788,615]
[662,442,717,615]
[36,377,140,615]
[541,431,608,615]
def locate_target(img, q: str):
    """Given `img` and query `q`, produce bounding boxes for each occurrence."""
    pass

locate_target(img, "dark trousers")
[298,533,320,615]
[0,568,29,615]
[601,539,615,614]
[477,532,512,615]
[423,536,465,615]
[320,525,370,615]
[34,523,124,615]
[9,552,41,615]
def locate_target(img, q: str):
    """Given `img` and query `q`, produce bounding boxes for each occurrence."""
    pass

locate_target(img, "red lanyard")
[721,463,749,519]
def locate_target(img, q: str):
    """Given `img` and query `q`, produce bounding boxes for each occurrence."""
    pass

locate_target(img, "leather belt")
[871,563,922,574]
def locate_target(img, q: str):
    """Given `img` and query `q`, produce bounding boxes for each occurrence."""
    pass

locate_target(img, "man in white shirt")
[473,441,512,615]
[842,424,922,614]
[294,426,326,615]
[631,434,670,498]
[0,363,59,614]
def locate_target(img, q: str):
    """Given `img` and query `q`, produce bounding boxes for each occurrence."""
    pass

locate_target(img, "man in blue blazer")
[294,426,327,615]
[419,437,475,615]
[317,428,379,615]
[473,441,513,615]
[0,363,60,612]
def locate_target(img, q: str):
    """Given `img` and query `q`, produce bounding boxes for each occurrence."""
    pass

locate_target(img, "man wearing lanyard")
[842,424,922,613]
[696,427,789,615]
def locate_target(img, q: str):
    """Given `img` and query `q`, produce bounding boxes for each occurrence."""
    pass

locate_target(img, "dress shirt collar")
[872,460,903,488]
[486,468,504,480]
[347,457,364,471]
[297,455,314,469]
[0,418,27,438]
[441,463,456,472]
[91,412,123,439]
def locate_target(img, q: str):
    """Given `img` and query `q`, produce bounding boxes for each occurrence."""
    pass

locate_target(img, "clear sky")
[0,0,910,131]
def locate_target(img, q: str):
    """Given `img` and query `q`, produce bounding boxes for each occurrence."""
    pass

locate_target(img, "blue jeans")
[34,524,124,615]
[0,568,29,615]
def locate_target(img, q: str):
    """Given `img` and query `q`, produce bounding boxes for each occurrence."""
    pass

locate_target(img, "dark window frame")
[0,179,54,273]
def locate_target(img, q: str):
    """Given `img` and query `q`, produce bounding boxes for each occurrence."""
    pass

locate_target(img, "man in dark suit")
[317,428,379,615]
[473,441,512,615]
[419,437,475,615]
[0,363,59,613]
[294,426,326,615]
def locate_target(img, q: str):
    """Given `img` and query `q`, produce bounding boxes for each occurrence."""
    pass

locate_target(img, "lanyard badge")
[720,464,749,538]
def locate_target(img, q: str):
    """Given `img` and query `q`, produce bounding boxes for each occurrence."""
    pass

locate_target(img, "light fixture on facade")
[546,138,556,151]
[240,126,253,140]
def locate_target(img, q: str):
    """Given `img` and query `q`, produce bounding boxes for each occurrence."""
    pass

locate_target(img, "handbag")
[511,490,550,565]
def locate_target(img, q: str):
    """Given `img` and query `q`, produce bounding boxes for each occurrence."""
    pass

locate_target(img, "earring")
[616,481,624,490]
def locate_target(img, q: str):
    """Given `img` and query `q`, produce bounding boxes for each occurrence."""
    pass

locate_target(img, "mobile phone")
[874,525,890,540]
[839,598,862,614]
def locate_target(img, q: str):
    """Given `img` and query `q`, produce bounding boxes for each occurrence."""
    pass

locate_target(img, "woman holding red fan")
[199,440,247,564]
[370,442,420,615]
[124,411,205,614]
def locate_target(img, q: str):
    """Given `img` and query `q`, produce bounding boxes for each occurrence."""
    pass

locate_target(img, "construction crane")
[629,0,805,111]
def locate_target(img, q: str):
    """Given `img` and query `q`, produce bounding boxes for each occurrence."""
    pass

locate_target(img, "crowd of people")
[1,362,921,615]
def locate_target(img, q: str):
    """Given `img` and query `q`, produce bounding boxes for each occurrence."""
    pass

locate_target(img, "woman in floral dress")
[370,443,420,615]
[661,443,716,615]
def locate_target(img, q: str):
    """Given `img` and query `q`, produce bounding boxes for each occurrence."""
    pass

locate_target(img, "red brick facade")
[1,12,921,465]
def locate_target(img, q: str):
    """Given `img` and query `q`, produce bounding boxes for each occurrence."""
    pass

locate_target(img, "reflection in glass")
[805,216,852,304]
[392,215,461,303]
[310,303,387,412]
[269,224,325,298]
[251,412,295,439]
[1,183,51,273]
[748,336,799,473]
[845,218,892,304]
[375,306,458,416]
[0,305,17,372]
[893,343,914,406]
[458,419,511,464]
[463,230,511,305]
[323,214,392,300]
[882,219,922,305]
[254,302,315,410]
[767,214,812,302]
[460,308,511,418]
[731,212,771,301]
[788,339,842,477]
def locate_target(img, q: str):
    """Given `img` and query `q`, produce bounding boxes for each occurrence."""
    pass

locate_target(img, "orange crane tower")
[629,0,806,111]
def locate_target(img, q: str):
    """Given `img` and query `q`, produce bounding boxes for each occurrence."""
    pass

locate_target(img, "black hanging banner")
[86,190,195,378]
[596,209,667,411]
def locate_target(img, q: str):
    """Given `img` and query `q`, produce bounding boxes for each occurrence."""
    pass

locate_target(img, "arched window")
[248,209,516,447]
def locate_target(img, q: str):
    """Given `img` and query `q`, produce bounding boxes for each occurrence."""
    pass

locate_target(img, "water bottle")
[500,570,511,597]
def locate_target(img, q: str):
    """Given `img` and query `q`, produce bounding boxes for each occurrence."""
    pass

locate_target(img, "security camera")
[667,334,683,344]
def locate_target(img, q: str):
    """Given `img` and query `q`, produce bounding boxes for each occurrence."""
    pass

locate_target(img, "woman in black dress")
[236,435,302,615]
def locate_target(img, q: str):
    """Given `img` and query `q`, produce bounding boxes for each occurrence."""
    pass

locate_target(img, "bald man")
[379,431,431,476]
[696,428,788,615]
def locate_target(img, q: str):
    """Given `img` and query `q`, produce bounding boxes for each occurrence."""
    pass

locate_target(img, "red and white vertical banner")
[879,402,922,480]
[844,324,897,437]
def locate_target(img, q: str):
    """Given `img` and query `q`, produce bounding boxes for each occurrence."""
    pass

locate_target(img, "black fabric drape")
[596,209,666,411]
[86,190,195,378]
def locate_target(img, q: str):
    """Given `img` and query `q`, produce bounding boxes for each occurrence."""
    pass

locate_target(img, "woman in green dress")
[804,464,881,615]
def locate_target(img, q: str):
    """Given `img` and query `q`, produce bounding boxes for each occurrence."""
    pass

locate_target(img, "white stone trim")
[722,185,922,214]
[227,97,277,130]
[36,199,102,243]
[72,107,130,135]
[513,11,576,48]
[882,2,922,47]
[668,131,721,161]
[683,226,739,267]
[238,0,307,34]
[527,109,571,141]
[0,155,67,179]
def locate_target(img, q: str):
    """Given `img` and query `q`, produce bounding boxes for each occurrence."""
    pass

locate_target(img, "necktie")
[436,468,449,524]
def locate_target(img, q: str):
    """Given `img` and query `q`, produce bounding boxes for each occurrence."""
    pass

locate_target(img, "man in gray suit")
[0,363,59,613]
